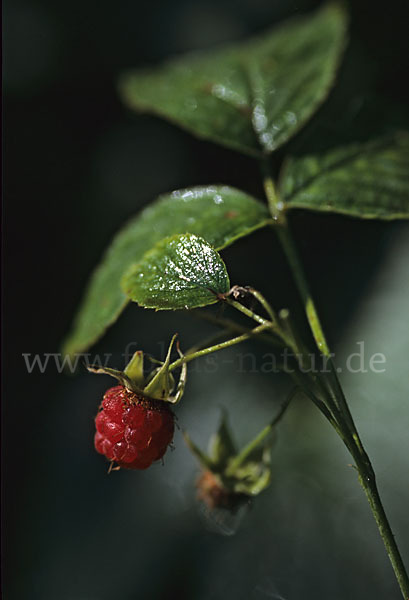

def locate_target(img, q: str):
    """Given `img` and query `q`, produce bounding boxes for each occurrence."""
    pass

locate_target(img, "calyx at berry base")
[88,335,187,470]
[87,333,187,403]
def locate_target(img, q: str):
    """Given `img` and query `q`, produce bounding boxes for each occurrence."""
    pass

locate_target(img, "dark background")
[3,1,409,599]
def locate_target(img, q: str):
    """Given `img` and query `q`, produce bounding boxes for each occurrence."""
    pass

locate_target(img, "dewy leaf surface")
[63,186,268,356]
[119,3,347,156]
[121,234,230,310]
[280,132,409,219]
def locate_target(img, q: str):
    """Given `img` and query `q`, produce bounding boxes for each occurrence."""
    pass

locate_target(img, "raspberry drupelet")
[94,385,174,470]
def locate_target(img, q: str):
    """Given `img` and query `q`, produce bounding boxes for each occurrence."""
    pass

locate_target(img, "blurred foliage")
[120,4,346,156]
[3,0,409,599]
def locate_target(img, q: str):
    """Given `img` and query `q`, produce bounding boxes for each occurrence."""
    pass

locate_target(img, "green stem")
[289,370,343,435]
[225,297,270,327]
[345,438,409,599]
[229,285,277,323]
[263,170,409,599]
[276,224,330,355]
[192,311,283,348]
[168,323,272,372]
[247,287,277,323]
[227,286,345,428]
[183,329,236,355]
[193,309,341,430]
[227,387,296,473]
[277,307,347,427]
[225,297,294,349]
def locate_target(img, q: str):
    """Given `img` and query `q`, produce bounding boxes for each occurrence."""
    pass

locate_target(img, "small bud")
[185,411,273,515]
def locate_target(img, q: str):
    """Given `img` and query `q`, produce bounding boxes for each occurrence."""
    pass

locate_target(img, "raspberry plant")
[63,4,409,597]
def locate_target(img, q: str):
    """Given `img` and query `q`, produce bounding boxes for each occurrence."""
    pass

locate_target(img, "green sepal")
[86,365,142,393]
[123,351,145,387]
[145,367,175,393]
[227,445,272,496]
[143,334,178,400]
[183,431,214,470]
[87,335,187,405]
[166,342,188,405]
[208,411,237,469]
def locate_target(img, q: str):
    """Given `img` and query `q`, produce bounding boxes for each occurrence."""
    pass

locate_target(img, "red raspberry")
[94,385,174,470]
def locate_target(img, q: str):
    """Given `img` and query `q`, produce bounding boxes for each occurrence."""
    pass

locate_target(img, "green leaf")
[63,186,269,357]
[121,234,230,310]
[280,132,409,219]
[119,3,347,156]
